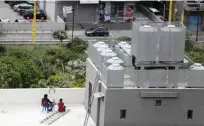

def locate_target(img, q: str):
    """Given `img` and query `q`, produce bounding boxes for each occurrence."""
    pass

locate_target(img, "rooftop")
[0,88,95,126]
[87,21,204,88]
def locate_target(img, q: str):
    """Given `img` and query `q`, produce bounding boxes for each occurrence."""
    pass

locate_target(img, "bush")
[0,46,6,54]
[185,40,193,52]
[186,30,193,38]
[52,30,68,43]
[117,36,132,41]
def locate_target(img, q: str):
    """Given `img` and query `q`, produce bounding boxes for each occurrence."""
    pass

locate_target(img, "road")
[0,30,131,44]
[3,29,203,45]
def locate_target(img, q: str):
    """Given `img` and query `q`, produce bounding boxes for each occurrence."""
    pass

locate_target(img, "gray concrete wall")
[57,1,98,23]
[45,1,57,22]
[38,0,44,10]
[85,58,99,124]
[103,88,204,126]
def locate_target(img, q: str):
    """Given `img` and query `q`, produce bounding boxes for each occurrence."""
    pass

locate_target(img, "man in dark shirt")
[41,94,54,112]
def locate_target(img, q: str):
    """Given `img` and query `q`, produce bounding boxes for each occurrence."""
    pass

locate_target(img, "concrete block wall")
[102,88,204,126]
[0,88,85,105]
[57,1,98,23]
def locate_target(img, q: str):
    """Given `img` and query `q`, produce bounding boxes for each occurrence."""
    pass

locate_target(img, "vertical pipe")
[163,3,166,20]
[196,13,199,42]
[168,0,173,22]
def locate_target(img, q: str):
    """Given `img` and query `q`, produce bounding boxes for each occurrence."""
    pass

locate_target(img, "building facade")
[37,0,138,23]
[174,1,204,31]
[84,22,204,126]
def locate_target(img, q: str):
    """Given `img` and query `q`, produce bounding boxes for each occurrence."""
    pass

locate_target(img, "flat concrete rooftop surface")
[0,104,95,126]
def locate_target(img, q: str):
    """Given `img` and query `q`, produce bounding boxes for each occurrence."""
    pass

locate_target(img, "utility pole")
[71,5,75,43]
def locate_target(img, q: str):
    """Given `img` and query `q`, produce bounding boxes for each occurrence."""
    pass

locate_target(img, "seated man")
[58,99,66,112]
[41,94,55,112]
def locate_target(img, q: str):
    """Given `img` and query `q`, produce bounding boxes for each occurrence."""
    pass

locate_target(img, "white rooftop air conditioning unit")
[103,63,124,88]
[189,63,204,70]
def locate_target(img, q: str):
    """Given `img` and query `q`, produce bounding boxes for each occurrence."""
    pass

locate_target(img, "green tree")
[46,73,73,88]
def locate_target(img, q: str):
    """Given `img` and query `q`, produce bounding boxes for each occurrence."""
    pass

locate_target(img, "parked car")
[4,0,10,4]
[26,0,34,5]
[0,18,10,23]
[13,3,33,13]
[9,1,27,7]
[17,4,33,15]
[9,0,33,7]
[23,9,47,20]
[85,26,109,36]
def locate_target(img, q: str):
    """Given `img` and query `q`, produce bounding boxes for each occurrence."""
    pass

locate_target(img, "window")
[120,109,126,119]
[187,110,193,119]
[100,28,106,32]
[96,28,102,32]
[155,100,162,106]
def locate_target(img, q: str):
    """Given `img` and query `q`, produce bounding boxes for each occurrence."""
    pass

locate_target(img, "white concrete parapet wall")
[0,22,65,31]
[0,88,85,105]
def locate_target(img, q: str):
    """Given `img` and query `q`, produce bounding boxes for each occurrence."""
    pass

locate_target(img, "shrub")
[117,36,132,41]
[0,46,6,54]
[186,30,193,38]
[185,40,193,52]
[52,30,68,44]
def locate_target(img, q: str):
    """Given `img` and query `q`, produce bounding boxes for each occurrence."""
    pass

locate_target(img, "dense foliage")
[184,30,204,63]
[186,47,204,63]
[0,39,87,88]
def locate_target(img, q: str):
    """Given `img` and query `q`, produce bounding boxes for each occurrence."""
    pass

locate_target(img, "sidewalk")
[191,31,204,43]
[66,30,132,38]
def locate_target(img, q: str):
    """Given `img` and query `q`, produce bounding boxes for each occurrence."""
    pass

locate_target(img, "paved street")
[4,29,204,45]
[0,2,24,21]
[191,31,204,43]
[0,30,131,43]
